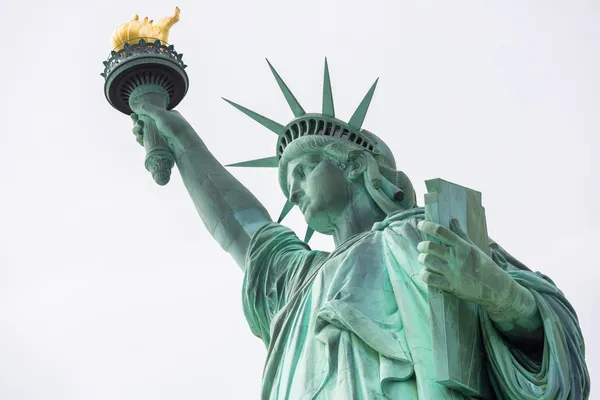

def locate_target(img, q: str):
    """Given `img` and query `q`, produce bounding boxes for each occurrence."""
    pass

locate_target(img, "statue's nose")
[288,178,304,204]
[289,188,304,204]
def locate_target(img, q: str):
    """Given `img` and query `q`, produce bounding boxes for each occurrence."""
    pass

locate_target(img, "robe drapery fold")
[482,244,590,399]
[242,208,589,399]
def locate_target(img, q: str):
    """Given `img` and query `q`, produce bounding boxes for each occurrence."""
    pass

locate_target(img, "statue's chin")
[305,210,333,235]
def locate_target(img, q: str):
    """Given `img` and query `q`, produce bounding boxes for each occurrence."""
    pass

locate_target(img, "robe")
[242,207,589,399]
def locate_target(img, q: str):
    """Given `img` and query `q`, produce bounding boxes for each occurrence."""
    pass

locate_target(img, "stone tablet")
[424,178,492,398]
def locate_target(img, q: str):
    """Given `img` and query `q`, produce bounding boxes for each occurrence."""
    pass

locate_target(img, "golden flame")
[111,7,180,51]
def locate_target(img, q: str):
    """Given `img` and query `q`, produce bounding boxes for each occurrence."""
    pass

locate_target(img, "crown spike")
[322,58,335,117]
[348,78,379,130]
[226,156,279,168]
[304,227,315,243]
[277,200,295,223]
[222,98,284,135]
[266,59,306,117]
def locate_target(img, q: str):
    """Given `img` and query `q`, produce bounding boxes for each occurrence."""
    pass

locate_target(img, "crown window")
[308,119,317,135]
[299,120,307,137]
[291,124,299,139]
[316,120,324,135]
[333,124,341,138]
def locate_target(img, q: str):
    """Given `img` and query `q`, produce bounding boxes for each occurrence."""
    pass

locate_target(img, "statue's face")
[286,152,353,233]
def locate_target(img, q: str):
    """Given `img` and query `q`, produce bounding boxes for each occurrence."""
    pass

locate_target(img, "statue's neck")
[331,191,387,247]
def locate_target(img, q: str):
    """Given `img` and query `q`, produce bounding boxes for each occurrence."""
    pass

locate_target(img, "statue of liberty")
[129,60,589,399]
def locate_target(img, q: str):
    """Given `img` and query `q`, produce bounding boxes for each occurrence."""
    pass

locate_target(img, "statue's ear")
[346,152,368,180]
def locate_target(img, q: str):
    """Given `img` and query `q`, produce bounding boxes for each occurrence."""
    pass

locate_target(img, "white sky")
[0,1,598,398]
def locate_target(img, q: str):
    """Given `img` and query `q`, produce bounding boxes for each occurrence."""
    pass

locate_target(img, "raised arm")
[131,103,272,270]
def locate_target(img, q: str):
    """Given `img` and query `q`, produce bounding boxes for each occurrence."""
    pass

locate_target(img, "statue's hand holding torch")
[130,105,201,157]
[129,87,174,185]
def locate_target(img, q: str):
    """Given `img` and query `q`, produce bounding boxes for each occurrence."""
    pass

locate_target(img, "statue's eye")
[302,164,316,176]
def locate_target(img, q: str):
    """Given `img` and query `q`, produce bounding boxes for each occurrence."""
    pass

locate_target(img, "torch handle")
[129,85,174,186]
[141,115,174,186]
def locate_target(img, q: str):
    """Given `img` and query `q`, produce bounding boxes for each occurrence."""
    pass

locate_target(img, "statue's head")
[225,59,416,241]
[278,134,416,233]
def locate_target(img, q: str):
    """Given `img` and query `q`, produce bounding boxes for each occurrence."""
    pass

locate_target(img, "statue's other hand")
[416,219,518,311]
[130,103,198,152]
[417,219,544,340]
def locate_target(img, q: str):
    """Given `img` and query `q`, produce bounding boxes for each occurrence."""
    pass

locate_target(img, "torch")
[101,7,189,185]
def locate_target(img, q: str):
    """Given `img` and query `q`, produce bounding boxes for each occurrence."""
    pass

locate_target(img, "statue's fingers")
[134,102,169,122]
[132,121,143,136]
[420,269,450,290]
[418,220,461,247]
[131,119,144,146]
[418,253,450,276]
[417,240,449,261]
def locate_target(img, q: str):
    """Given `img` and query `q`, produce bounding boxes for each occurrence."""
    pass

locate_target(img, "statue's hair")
[278,135,417,214]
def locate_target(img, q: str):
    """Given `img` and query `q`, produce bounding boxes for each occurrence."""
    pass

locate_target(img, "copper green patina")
[128,60,589,399]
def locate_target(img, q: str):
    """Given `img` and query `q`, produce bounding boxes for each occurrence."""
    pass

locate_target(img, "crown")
[111,7,180,51]
[223,59,384,243]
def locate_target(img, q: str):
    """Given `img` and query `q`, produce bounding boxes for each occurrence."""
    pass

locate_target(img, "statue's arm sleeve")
[480,247,590,399]
[241,222,328,346]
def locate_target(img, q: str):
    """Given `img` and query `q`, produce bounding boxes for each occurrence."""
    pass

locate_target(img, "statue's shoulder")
[372,207,425,234]
[363,207,426,252]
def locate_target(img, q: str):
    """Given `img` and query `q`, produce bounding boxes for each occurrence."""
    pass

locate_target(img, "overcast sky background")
[0,1,597,399]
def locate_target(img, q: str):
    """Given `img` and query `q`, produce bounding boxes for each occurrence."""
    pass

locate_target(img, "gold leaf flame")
[111,7,180,51]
